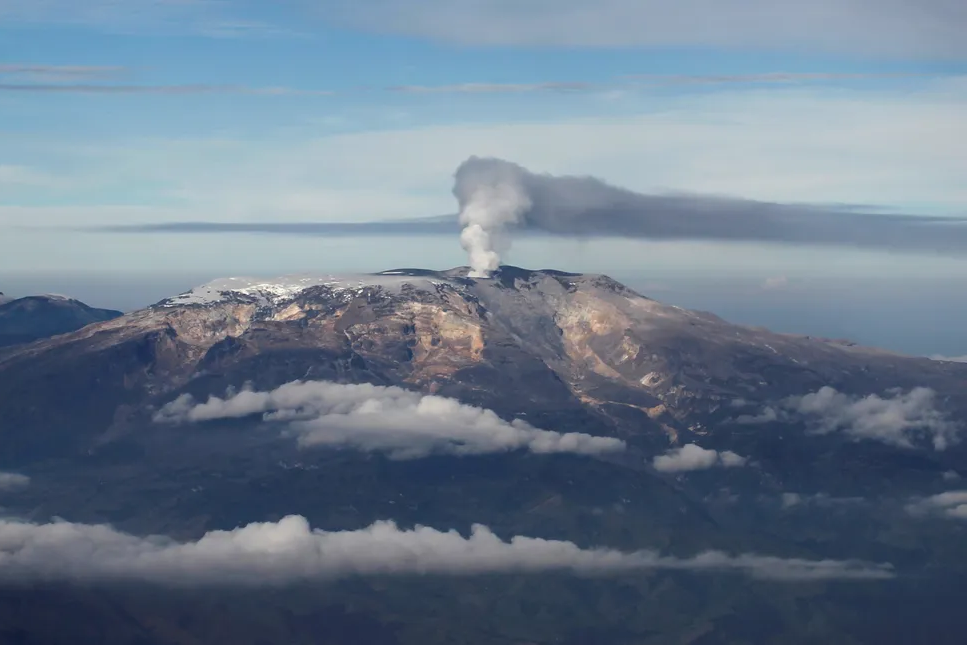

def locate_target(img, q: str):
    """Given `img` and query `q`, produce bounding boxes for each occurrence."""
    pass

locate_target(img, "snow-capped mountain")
[1,265,964,468]
[155,270,447,308]
[3,266,967,645]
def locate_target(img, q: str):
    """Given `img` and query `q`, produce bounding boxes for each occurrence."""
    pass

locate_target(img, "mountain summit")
[0,293,122,348]
[1,266,963,468]
[2,267,967,644]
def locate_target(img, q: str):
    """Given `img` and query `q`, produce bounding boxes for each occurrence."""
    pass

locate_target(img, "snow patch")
[158,273,445,308]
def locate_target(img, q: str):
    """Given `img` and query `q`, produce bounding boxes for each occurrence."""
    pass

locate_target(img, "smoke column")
[453,156,532,277]
[451,156,967,264]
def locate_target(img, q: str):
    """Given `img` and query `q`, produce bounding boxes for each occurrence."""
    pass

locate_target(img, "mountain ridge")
[3,266,967,644]
[0,292,122,348]
[1,265,964,467]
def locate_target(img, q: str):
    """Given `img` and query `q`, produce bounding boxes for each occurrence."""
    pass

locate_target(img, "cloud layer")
[155,381,625,459]
[331,0,967,59]
[736,387,958,450]
[0,515,895,584]
[653,444,748,473]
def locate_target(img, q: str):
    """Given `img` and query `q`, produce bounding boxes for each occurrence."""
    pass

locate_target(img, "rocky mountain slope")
[2,266,967,645]
[0,292,122,348]
[1,266,963,464]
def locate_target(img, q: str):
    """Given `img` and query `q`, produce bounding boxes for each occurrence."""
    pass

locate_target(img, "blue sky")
[1,0,966,282]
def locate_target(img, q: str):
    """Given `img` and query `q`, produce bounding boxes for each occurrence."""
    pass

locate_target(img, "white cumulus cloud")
[0,515,894,584]
[789,387,957,450]
[653,444,748,473]
[155,380,626,459]
[736,387,958,451]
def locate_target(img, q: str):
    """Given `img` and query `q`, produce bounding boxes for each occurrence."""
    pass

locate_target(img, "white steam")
[454,156,532,277]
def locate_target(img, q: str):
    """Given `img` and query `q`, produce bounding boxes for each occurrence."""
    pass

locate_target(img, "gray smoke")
[452,157,967,272]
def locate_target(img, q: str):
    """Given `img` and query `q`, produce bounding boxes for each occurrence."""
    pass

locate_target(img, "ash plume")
[451,156,967,270]
[99,156,967,259]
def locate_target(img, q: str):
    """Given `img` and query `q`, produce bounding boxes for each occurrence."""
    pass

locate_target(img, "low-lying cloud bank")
[906,491,967,520]
[0,516,894,584]
[155,381,625,459]
[736,387,957,451]
[653,444,748,473]
[0,472,29,491]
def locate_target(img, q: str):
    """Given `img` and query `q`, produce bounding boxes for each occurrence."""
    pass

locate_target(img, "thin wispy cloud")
[622,72,929,85]
[0,83,333,96]
[1,71,940,96]
[387,74,911,94]
[0,515,896,584]
[388,82,596,94]
[0,63,126,82]
[328,0,967,59]
[0,0,286,38]
[155,380,626,459]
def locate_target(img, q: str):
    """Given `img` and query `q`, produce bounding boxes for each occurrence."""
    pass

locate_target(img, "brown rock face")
[1,265,964,463]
